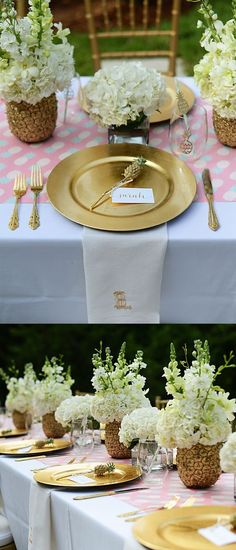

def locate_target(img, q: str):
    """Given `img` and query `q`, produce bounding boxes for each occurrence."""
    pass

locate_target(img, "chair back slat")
[129,0,135,30]
[115,0,122,29]
[84,0,181,76]
[156,0,162,26]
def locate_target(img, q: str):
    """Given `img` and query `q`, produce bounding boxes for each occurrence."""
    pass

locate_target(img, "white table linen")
[1,77,236,323]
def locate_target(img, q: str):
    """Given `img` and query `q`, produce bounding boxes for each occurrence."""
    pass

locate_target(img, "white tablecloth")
[0,453,234,550]
[1,77,236,323]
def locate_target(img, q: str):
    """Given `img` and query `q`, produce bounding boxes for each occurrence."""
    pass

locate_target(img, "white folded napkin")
[82,225,167,323]
[28,481,56,550]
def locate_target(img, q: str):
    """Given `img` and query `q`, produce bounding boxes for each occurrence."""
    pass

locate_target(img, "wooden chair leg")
[16,0,27,17]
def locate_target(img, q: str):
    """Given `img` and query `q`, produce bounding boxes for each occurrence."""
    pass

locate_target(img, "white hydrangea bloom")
[55,395,94,427]
[84,61,167,127]
[5,363,37,413]
[220,432,236,472]
[0,0,74,104]
[156,340,236,449]
[119,407,158,448]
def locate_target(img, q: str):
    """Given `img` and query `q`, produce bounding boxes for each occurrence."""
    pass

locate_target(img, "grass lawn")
[68,1,233,75]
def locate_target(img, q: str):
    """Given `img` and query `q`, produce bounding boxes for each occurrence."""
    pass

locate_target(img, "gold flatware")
[8,173,27,230]
[31,456,77,472]
[202,168,220,231]
[15,455,47,462]
[29,165,43,230]
[90,157,146,211]
[73,487,149,500]
[124,495,180,522]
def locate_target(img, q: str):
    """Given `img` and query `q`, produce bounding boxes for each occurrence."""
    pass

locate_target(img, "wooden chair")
[83,0,181,76]
[155,396,169,409]
[15,0,27,17]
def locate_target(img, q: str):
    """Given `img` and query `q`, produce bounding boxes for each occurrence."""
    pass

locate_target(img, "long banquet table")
[1,77,236,323]
[0,434,235,550]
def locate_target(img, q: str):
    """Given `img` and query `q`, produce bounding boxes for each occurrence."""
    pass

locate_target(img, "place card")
[112,187,154,204]
[199,524,236,546]
[68,474,94,484]
[16,445,32,453]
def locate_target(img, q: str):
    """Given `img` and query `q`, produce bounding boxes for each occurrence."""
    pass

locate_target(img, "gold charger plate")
[34,462,141,488]
[0,428,27,438]
[133,506,236,550]
[0,438,71,456]
[47,143,196,232]
[79,77,195,124]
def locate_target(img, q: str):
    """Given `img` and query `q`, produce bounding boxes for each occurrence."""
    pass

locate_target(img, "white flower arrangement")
[55,395,94,427]
[188,0,236,118]
[0,0,74,104]
[84,61,166,127]
[33,357,74,417]
[220,432,236,472]
[3,363,37,413]
[119,407,159,448]
[90,342,150,423]
[156,340,236,449]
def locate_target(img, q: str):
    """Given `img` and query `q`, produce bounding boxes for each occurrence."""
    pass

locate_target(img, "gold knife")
[202,169,220,231]
[73,487,149,500]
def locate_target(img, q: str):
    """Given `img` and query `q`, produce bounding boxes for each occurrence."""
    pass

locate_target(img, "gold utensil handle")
[29,192,40,230]
[207,194,220,231]
[73,491,114,500]
[15,455,47,461]
[8,198,20,230]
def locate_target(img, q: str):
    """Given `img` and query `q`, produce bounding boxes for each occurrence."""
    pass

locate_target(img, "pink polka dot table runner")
[0,97,235,205]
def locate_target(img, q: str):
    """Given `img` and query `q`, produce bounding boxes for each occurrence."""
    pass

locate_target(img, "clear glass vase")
[108,116,149,145]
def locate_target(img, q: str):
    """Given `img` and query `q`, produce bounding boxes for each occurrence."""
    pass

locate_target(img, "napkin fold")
[28,481,56,550]
[82,225,167,323]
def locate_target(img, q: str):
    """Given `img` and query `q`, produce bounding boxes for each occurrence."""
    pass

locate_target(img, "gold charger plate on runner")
[133,506,236,550]
[0,438,71,456]
[34,462,141,488]
[79,77,195,124]
[47,143,196,232]
[0,428,28,438]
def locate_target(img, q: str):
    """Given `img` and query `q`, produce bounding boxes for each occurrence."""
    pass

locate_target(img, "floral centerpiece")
[84,61,166,144]
[156,340,236,488]
[33,356,74,438]
[91,342,150,458]
[187,0,236,146]
[55,394,94,428]
[0,0,74,142]
[119,407,159,448]
[0,363,37,429]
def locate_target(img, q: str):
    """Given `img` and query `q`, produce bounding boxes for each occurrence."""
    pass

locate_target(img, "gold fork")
[8,173,27,230]
[29,165,43,230]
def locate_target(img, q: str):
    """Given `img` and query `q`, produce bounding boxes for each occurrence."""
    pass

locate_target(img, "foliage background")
[0,325,236,406]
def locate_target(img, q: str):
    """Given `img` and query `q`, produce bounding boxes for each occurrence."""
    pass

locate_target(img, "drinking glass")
[0,407,6,428]
[71,417,94,459]
[137,440,167,474]
[169,103,208,162]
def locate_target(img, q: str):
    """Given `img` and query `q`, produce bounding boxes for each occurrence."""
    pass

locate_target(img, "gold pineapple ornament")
[94,462,115,476]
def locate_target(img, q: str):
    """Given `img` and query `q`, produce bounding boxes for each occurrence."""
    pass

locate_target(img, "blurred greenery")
[68,0,233,76]
[0,325,236,406]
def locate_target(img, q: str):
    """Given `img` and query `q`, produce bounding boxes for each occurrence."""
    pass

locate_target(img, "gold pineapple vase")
[42,412,66,438]
[6,93,57,143]
[213,110,236,147]
[176,443,222,488]
[105,420,131,459]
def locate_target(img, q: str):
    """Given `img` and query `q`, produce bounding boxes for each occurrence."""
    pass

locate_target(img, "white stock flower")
[33,357,74,416]
[220,432,236,472]
[84,61,167,127]
[5,364,37,413]
[55,395,94,427]
[119,407,158,448]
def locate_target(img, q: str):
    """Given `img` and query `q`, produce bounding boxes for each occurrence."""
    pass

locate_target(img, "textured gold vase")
[105,420,131,459]
[12,410,32,430]
[42,412,66,438]
[6,93,57,143]
[176,443,222,488]
[212,110,236,147]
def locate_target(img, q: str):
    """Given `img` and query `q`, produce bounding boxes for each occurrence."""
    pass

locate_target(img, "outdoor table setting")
[0,341,236,550]
[1,1,236,323]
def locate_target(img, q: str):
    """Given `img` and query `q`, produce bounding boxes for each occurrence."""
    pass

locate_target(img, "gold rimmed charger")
[0,428,28,438]
[47,143,196,231]
[133,505,236,550]
[0,438,71,456]
[79,77,195,124]
[34,462,141,488]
